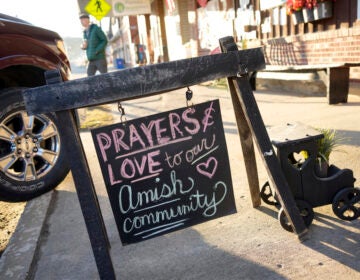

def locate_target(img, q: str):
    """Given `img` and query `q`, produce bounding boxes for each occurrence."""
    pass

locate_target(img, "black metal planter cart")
[261,122,360,232]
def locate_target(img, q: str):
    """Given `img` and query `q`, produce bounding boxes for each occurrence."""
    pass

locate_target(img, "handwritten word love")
[107,150,163,186]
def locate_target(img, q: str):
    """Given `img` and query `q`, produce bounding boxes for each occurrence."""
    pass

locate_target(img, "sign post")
[219,36,308,239]
[43,70,116,279]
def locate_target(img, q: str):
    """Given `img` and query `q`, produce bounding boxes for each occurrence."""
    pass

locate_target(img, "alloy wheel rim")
[0,110,60,182]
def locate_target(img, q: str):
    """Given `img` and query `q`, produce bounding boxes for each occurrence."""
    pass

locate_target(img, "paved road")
[1,83,360,279]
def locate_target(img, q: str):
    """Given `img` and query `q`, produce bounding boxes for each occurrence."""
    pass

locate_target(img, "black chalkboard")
[91,100,237,244]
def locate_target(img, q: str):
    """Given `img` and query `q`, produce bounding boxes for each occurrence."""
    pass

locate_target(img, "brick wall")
[248,23,360,84]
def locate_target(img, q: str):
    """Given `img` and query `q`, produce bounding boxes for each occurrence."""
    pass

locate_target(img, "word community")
[91,100,236,244]
[120,171,228,238]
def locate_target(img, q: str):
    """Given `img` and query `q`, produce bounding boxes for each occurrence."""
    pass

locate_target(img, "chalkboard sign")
[91,100,237,244]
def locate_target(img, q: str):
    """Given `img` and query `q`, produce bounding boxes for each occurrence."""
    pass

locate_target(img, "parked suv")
[0,14,71,201]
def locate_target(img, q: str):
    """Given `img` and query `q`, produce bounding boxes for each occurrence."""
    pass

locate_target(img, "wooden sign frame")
[22,37,307,279]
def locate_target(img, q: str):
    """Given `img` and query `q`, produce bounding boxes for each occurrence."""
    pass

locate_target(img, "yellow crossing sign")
[85,0,111,20]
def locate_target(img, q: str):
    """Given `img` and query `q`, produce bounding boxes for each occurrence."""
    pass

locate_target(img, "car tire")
[0,88,69,201]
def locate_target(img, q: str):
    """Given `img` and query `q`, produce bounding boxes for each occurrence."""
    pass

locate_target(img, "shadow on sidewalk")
[305,213,360,273]
[32,190,288,279]
[257,205,360,273]
[115,226,288,279]
[337,129,360,146]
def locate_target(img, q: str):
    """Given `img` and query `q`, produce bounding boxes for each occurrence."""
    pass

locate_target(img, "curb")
[0,191,54,279]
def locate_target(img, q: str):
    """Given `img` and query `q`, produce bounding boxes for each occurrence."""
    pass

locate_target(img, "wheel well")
[0,65,46,90]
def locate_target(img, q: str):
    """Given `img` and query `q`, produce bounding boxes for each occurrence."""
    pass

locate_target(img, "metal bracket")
[237,64,249,77]
[185,86,193,107]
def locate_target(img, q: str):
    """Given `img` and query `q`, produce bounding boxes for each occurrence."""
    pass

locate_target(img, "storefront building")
[78,0,360,87]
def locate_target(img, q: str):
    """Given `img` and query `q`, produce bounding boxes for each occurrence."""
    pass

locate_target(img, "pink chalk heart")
[196,157,218,179]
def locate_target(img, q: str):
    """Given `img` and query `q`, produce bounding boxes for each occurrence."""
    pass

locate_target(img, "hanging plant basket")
[292,10,304,25]
[303,8,315,23]
[314,1,333,20]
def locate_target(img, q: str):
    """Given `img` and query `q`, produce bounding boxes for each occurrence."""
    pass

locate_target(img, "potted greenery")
[315,128,344,177]
[287,0,335,24]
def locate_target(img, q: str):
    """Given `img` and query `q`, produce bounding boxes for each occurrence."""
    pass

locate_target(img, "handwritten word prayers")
[91,100,236,244]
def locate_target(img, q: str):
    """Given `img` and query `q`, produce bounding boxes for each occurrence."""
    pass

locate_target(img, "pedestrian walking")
[79,13,108,76]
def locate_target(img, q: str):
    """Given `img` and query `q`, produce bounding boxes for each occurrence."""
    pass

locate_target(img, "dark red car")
[0,13,71,201]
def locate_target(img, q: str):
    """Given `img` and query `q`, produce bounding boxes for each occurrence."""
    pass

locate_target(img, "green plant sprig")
[316,128,346,164]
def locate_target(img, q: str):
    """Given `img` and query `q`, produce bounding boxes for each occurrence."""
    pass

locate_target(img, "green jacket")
[83,24,108,61]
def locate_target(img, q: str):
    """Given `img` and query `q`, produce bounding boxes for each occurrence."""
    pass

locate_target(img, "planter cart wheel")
[332,187,360,221]
[260,181,278,206]
[278,200,314,232]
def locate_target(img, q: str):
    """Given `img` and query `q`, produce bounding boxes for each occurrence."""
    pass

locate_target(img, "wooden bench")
[254,63,360,104]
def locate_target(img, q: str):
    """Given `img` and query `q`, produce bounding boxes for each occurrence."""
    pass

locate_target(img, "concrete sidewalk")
[1,86,360,279]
